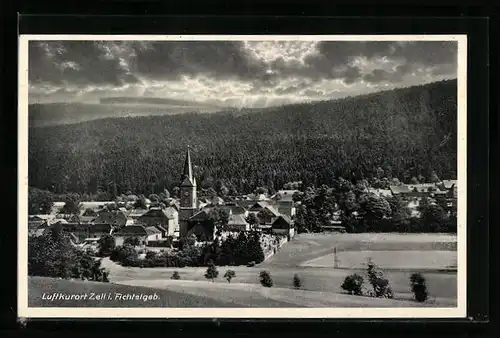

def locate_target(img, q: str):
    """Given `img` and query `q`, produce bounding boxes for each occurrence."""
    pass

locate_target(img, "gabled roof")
[228,214,249,226]
[145,226,162,236]
[389,185,410,194]
[248,201,270,211]
[189,210,211,221]
[260,205,280,217]
[272,215,293,228]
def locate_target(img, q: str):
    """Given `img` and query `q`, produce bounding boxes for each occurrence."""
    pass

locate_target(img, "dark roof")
[94,211,128,225]
[139,208,175,220]
[90,223,113,233]
[114,225,148,236]
[189,210,211,221]
[273,215,292,225]
[248,201,270,211]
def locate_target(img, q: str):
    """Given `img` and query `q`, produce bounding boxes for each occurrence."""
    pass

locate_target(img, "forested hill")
[28,79,457,196]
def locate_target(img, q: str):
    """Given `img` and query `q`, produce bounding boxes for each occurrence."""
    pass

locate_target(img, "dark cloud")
[29,41,139,87]
[28,40,458,102]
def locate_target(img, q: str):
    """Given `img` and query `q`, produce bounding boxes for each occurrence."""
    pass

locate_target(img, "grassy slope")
[28,276,237,308]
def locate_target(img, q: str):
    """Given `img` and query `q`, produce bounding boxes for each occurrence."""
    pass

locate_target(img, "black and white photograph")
[18,35,467,318]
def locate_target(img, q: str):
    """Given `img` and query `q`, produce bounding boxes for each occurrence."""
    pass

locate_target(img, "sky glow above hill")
[28,39,458,108]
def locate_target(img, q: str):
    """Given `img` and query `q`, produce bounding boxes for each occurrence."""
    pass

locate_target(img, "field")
[95,233,457,307]
[28,233,457,308]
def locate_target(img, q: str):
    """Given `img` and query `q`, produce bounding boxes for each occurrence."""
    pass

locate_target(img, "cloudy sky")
[28,39,457,108]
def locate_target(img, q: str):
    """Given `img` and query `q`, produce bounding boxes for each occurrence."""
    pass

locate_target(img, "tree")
[60,193,81,215]
[82,208,98,217]
[28,226,109,282]
[259,270,273,287]
[171,271,181,280]
[28,187,54,214]
[224,269,236,283]
[341,274,364,295]
[98,235,116,257]
[420,203,448,232]
[410,273,428,302]
[172,187,180,198]
[366,261,393,298]
[204,261,219,282]
[387,195,412,231]
[246,213,260,230]
[163,189,171,199]
[360,195,392,231]
[208,207,230,234]
[293,274,302,289]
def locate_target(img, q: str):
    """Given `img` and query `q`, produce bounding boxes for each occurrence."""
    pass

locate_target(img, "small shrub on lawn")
[341,274,364,295]
[204,261,219,282]
[224,269,236,283]
[367,261,393,298]
[293,274,302,289]
[259,270,273,287]
[410,273,428,302]
[171,271,180,280]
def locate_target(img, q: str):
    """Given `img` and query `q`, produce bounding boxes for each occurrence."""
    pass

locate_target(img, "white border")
[18,34,467,319]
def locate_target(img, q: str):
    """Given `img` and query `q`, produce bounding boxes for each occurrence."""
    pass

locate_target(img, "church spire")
[181,146,195,186]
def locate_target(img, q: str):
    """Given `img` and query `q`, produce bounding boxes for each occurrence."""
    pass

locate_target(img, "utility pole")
[333,247,339,268]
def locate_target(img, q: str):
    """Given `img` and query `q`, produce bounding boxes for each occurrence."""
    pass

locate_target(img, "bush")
[110,244,137,263]
[171,271,180,280]
[259,270,273,287]
[145,251,157,260]
[98,235,116,257]
[367,261,393,298]
[341,273,364,295]
[224,269,236,283]
[204,261,219,282]
[293,274,302,289]
[410,273,428,302]
[124,237,141,246]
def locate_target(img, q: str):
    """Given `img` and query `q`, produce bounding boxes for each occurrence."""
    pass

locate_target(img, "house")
[271,215,295,239]
[184,210,216,241]
[275,200,296,218]
[137,207,179,236]
[227,214,250,232]
[113,225,162,246]
[50,222,112,242]
[257,205,280,225]
[93,210,129,228]
[389,185,411,195]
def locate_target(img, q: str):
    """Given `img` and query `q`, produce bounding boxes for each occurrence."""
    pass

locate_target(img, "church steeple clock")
[179,146,197,237]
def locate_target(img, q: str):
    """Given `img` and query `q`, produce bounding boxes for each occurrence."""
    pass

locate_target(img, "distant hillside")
[99,96,223,108]
[28,79,457,195]
[28,101,225,128]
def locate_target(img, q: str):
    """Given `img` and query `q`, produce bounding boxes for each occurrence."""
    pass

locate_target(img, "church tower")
[179,146,197,238]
